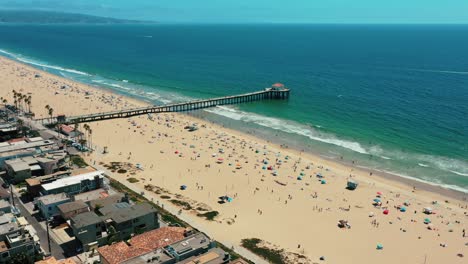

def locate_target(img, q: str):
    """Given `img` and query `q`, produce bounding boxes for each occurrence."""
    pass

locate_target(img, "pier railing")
[36,88,289,125]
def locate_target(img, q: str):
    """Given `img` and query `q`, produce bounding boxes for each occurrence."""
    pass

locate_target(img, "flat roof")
[0,139,54,154]
[0,200,10,208]
[0,222,18,236]
[42,171,104,191]
[57,200,89,214]
[88,193,124,208]
[0,213,14,225]
[6,160,30,172]
[73,188,110,202]
[101,203,157,224]
[71,211,102,229]
[179,248,229,264]
[167,232,211,256]
[37,193,70,205]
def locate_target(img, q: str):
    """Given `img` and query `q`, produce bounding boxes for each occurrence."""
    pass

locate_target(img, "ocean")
[0,24,467,192]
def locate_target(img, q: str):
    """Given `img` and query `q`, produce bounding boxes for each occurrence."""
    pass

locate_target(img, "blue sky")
[1,0,468,23]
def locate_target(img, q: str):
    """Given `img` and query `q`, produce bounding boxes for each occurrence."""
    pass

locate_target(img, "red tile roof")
[60,125,74,134]
[97,227,186,264]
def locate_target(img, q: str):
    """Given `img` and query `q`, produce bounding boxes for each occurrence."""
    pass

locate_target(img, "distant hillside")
[0,10,154,24]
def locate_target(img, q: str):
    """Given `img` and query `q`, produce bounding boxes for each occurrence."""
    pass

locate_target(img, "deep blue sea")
[0,24,467,192]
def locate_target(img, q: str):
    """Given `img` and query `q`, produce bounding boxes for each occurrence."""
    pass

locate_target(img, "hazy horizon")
[1,0,468,24]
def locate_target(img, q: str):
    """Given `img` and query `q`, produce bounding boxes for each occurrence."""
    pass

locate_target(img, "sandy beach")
[1,56,467,264]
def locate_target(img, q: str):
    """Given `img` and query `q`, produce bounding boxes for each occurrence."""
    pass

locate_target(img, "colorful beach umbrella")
[373,198,381,203]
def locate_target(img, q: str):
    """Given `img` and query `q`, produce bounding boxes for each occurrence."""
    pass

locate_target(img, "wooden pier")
[36,84,290,125]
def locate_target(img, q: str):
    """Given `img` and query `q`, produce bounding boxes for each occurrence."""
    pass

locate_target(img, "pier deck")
[36,87,289,125]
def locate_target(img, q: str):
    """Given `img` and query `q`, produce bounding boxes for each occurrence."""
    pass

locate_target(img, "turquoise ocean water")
[0,24,466,192]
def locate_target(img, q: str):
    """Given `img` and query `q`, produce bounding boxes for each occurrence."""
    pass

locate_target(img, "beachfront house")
[97,228,227,264]
[40,171,104,196]
[70,211,107,252]
[97,227,187,264]
[71,202,159,251]
[99,202,159,240]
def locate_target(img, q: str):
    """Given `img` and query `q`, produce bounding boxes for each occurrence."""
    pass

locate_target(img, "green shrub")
[127,177,139,183]
[241,238,285,264]
[197,211,219,221]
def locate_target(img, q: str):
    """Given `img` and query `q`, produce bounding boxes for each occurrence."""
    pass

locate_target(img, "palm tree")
[88,128,93,150]
[48,107,54,123]
[12,90,17,109]
[26,95,32,113]
[83,124,90,148]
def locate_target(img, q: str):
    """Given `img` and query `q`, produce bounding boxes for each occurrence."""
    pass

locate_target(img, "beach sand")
[1,56,467,264]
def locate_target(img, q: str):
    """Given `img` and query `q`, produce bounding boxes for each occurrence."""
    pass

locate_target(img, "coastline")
[1,55,467,264]
[1,53,466,200]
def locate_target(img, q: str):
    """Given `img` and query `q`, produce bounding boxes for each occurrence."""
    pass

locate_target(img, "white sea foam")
[418,163,429,167]
[206,106,370,154]
[449,170,468,177]
[411,68,468,75]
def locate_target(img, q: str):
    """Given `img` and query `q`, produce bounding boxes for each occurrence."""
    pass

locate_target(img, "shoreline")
[1,53,466,202]
[1,54,467,264]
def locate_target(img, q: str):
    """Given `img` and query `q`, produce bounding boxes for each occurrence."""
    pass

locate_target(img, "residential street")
[10,189,66,259]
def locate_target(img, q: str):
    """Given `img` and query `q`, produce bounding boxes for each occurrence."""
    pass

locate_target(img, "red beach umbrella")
[383,209,389,215]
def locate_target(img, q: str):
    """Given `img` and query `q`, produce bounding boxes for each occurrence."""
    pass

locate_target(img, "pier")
[36,83,290,125]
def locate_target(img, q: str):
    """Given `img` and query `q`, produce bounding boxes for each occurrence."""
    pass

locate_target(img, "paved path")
[11,191,66,259]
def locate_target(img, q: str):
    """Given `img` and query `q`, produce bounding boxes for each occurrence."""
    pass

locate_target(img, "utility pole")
[9,184,14,207]
[46,217,52,255]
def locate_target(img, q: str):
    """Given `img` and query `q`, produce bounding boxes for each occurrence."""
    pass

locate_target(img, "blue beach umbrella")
[262,166,266,170]
[376,244,383,250]
[373,198,381,203]
[297,176,303,180]
[400,207,406,212]
[321,180,326,184]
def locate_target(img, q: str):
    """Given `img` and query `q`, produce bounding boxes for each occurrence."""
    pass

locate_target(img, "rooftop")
[41,170,104,191]
[101,203,157,224]
[71,211,102,229]
[37,193,70,205]
[0,138,54,154]
[179,248,229,264]
[166,232,211,256]
[5,159,31,172]
[0,213,14,225]
[25,171,72,187]
[88,193,125,209]
[57,200,89,214]
[0,222,19,236]
[73,188,112,203]
[98,227,186,264]
[0,200,10,209]
[35,256,77,264]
